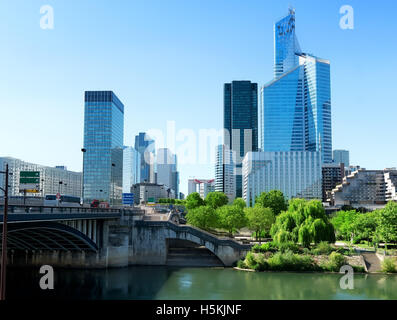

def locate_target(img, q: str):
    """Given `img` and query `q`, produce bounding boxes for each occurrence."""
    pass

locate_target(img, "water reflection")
[6,267,397,300]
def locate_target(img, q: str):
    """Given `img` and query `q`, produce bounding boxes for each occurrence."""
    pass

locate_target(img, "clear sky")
[1,0,397,195]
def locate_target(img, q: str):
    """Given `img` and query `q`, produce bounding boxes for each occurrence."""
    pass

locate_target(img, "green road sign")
[20,177,40,184]
[20,171,40,178]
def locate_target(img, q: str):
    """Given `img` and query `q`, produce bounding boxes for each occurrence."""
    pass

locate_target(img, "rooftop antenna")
[288,5,296,15]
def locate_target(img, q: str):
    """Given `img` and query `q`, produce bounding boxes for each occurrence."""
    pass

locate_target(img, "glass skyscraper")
[122,146,141,193]
[83,91,124,204]
[134,132,155,183]
[260,9,332,163]
[224,80,258,197]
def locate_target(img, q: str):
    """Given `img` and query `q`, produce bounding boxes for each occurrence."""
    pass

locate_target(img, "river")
[5,266,397,300]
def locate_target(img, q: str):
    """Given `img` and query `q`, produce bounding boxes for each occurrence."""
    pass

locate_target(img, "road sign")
[122,193,134,205]
[19,171,40,193]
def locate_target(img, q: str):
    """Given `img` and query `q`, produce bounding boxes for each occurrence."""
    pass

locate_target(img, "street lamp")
[111,163,116,206]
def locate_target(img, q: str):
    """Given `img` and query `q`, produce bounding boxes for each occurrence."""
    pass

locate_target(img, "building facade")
[156,148,179,198]
[322,162,344,203]
[0,157,82,198]
[224,80,258,198]
[215,145,236,202]
[131,182,174,205]
[332,169,397,209]
[134,132,156,183]
[83,91,124,204]
[242,151,322,206]
[260,9,332,164]
[187,179,215,199]
[122,146,141,193]
[333,150,350,168]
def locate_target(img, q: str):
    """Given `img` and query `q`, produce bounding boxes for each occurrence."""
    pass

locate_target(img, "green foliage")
[353,211,379,244]
[185,205,218,230]
[252,242,277,253]
[245,206,275,242]
[267,250,315,271]
[381,257,397,273]
[245,252,257,269]
[323,252,346,272]
[255,190,287,215]
[216,204,247,235]
[185,192,205,210]
[237,259,247,269]
[331,210,360,242]
[377,202,397,246]
[205,192,229,209]
[312,241,334,255]
[233,198,246,209]
[271,199,335,245]
[275,241,301,254]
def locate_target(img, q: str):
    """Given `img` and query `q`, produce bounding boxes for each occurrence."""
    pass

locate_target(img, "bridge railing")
[0,204,141,215]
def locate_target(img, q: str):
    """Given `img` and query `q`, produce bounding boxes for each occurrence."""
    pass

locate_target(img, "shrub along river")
[6,266,397,300]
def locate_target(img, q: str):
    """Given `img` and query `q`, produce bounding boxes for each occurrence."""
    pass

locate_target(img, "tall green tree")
[185,205,218,231]
[185,192,205,210]
[245,207,275,243]
[255,190,287,215]
[233,198,246,210]
[205,192,229,209]
[353,211,379,244]
[331,210,360,244]
[377,202,397,252]
[217,205,248,236]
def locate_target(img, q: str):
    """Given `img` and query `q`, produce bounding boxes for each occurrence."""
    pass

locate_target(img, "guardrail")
[0,204,140,215]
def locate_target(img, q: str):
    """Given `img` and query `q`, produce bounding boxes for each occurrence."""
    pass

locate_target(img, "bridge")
[0,205,251,268]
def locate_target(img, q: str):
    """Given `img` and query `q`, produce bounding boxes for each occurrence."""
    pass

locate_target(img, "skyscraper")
[156,148,179,197]
[122,146,141,193]
[333,150,350,167]
[260,9,332,163]
[224,80,258,197]
[215,144,236,202]
[83,91,124,204]
[134,132,155,183]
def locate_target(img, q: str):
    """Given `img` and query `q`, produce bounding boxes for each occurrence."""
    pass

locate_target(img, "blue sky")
[1,0,397,195]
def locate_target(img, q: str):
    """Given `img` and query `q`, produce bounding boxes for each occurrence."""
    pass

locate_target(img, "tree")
[331,210,360,244]
[377,202,397,252]
[255,190,287,215]
[185,205,218,230]
[205,192,229,209]
[217,205,248,236]
[353,211,379,245]
[245,207,275,243]
[271,199,335,245]
[233,198,246,210]
[185,192,205,210]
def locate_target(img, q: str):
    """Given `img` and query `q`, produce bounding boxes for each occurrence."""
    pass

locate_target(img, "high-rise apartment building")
[122,146,141,193]
[83,91,124,204]
[224,81,258,197]
[322,163,345,203]
[0,157,82,198]
[134,132,156,183]
[260,9,332,163]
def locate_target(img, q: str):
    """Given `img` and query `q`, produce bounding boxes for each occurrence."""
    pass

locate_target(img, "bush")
[276,241,301,254]
[322,252,346,272]
[381,258,397,273]
[267,250,315,271]
[252,242,276,253]
[312,241,334,255]
[237,259,247,269]
[245,252,257,269]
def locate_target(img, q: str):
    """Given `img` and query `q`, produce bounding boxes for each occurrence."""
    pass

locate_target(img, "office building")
[83,91,124,204]
[187,179,215,199]
[135,132,156,183]
[242,151,322,206]
[215,145,236,202]
[322,163,344,203]
[131,182,174,205]
[260,9,332,163]
[156,148,179,197]
[122,146,141,193]
[0,157,82,198]
[333,150,350,168]
[332,169,397,209]
[224,81,258,197]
